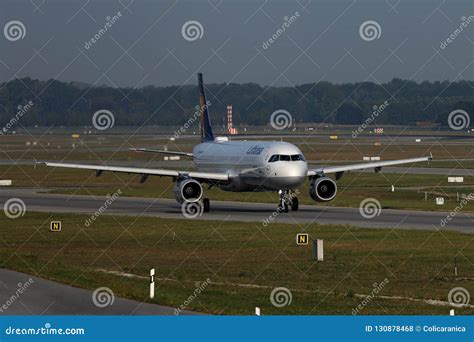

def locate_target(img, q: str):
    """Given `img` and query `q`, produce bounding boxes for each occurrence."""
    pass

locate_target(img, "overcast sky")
[0,0,472,87]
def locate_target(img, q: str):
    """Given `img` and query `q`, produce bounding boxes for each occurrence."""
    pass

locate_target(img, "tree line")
[0,77,472,128]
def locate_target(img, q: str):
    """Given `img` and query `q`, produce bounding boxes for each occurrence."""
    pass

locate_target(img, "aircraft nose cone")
[279,162,307,187]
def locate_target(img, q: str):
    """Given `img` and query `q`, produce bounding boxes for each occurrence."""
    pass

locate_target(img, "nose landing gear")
[278,190,299,213]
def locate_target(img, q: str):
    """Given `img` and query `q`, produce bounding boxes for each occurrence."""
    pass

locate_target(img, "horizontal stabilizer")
[130,148,193,157]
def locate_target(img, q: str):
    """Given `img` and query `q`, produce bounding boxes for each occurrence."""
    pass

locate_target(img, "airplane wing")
[307,154,433,178]
[130,148,193,157]
[39,162,228,182]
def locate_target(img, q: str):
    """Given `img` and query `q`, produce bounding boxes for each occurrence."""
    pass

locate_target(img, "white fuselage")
[193,139,308,191]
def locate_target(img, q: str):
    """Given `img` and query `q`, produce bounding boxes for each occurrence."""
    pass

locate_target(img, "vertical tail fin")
[198,73,214,143]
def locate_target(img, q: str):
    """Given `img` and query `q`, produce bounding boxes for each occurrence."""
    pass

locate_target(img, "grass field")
[1,213,473,315]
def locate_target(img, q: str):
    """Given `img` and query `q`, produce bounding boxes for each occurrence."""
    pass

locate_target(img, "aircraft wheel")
[284,202,289,213]
[203,198,210,213]
[291,197,299,211]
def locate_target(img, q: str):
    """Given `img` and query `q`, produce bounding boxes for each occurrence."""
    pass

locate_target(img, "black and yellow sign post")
[50,221,62,232]
[296,233,309,245]
[296,233,324,261]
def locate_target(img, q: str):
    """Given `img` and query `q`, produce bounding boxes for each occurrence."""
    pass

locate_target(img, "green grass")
[1,213,473,315]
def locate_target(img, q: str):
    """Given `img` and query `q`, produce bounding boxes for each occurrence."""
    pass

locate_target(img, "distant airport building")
[415,121,437,127]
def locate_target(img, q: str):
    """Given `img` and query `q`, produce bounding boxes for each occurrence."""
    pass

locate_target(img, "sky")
[0,0,472,88]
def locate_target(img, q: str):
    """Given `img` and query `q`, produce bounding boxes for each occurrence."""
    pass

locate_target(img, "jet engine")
[174,178,203,203]
[309,177,337,202]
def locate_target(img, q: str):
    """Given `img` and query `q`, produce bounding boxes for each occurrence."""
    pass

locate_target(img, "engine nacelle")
[309,177,337,202]
[174,178,203,203]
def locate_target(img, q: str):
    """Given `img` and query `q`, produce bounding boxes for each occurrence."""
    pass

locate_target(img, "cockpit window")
[268,155,279,162]
[291,154,305,161]
[269,154,305,162]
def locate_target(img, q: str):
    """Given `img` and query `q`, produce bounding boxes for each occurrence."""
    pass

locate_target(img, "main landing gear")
[202,198,210,213]
[277,190,299,213]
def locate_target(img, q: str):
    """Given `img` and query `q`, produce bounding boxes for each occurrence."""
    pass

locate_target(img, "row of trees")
[0,77,472,128]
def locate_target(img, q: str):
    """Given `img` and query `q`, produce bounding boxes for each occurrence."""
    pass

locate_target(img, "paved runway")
[0,188,472,234]
[0,269,197,315]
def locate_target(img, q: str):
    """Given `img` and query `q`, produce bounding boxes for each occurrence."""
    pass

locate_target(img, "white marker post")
[313,239,324,261]
[150,268,155,299]
[450,309,455,316]
[255,307,261,316]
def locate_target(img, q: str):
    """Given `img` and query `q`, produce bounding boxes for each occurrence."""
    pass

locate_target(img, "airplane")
[39,73,432,214]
